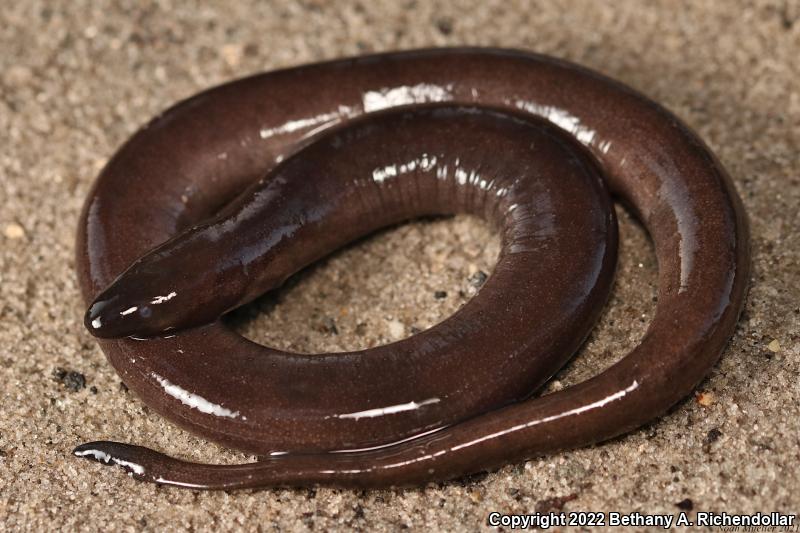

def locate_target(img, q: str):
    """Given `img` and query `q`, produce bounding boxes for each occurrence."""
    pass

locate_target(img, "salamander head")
[84,241,226,339]
[84,268,184,339]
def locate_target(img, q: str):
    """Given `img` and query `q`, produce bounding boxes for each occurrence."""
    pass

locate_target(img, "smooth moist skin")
[74,48,750,490]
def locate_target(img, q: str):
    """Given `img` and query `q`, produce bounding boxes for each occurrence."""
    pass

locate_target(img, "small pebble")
[52,368,86,392]
[767,339,781,352]
[675,498,694,511]
[434,290,447,299]
[696,391,714,407]
[705,427,723,444]
[467,488,483,503]
[387,319,405,340]
[4,223,25,239]
[221,43,243,67]
[469,270,488,287]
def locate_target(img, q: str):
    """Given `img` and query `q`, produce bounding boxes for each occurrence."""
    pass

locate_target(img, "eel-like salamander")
[73,48,749,490]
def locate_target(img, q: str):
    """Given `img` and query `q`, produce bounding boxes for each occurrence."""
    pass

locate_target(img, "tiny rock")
[4,223,25,239]
[696,391,714,407]
[387,319,405,340]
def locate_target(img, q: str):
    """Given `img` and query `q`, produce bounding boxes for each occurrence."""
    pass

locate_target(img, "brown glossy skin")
[73,48,749,490]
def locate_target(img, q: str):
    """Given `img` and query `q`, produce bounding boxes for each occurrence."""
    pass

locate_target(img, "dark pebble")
[676,498,694,511]
[353,503,365,520]
[434,290,447,299]
[706,427,723,444]
[52,367,86,392]
[507,488,522,501]
[469,270,488,287]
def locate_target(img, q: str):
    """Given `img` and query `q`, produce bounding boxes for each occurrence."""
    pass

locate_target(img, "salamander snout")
[85,286,180,339]
[84,256,187,341]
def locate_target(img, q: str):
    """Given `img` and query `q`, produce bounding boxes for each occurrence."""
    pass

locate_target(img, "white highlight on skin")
[371,153,513,205]
[454,167,473,185]
[154,477,208,489]
[329,426,447,454]
[372,154,437,183]
[639,155,698,293]
[150,291,177,305]
[332,398,440,420]
[448,380,640,452]
[74,448,145,475]
[372,152,498,188]
[91,317,102,329]
[120,306,138,316]
[152,373,241,419]
[511,100,598,146]
[258,105,357,140]
[598,139,613,154]
[362,83,453,112]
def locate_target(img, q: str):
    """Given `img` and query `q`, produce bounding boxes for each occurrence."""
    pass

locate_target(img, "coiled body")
[74,48,749,489]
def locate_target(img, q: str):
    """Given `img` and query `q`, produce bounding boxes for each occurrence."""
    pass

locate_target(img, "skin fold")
[73,48,749,489]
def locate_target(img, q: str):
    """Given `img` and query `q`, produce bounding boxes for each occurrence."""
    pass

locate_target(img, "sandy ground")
[1,0,798,531]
